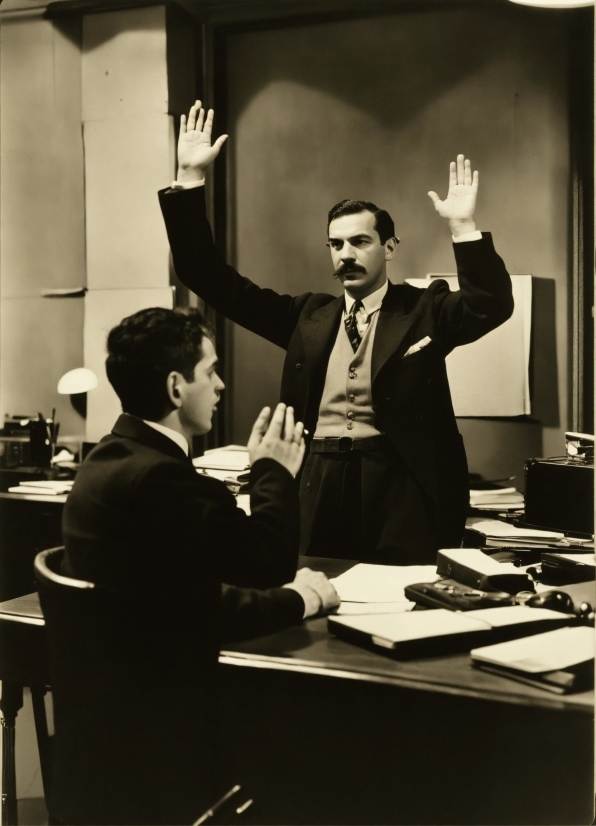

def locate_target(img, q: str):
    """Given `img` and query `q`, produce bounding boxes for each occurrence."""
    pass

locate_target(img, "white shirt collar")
[344,280,388,316]
[142,419,190,456]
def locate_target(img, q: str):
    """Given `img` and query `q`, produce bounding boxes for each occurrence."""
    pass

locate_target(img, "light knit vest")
[313,310,383,439]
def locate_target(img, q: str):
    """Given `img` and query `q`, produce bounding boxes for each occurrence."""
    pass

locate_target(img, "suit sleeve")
[133,456,300,590]
[430,232,514,352]
[219,583,305,643]
[158,186,311,349]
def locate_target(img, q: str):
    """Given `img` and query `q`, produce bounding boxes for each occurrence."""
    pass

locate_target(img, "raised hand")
[177,101,228,183]
[428,154,478,236]
[247,403,306,478]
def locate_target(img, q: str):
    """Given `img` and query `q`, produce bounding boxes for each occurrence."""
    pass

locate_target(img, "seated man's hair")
[327,199,396,245]
[106,307,212,421]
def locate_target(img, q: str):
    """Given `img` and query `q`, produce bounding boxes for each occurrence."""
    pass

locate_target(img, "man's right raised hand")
[177,101,228,185]
[247,403,306,478]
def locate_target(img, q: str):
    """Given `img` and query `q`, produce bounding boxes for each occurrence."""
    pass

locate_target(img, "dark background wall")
[224,3,576,484]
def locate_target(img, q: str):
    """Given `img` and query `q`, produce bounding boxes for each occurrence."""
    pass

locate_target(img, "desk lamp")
[57,368,98,419]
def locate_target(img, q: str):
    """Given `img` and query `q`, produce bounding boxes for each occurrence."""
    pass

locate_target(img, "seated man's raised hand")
[247,403,305,478]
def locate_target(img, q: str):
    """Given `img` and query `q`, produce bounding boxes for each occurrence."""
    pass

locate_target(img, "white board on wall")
[405,275,531,417]
[84,287,174,443]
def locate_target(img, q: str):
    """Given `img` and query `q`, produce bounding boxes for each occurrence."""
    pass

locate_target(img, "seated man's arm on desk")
[220,568,340,642]
[426,155,514,351]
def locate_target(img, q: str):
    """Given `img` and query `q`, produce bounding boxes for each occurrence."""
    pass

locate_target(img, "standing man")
[159,103,514,564]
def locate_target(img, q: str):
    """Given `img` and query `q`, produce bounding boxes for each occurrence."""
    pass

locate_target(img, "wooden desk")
[0,493,65,602]
[218,558,594,826]
[2,560,593,825]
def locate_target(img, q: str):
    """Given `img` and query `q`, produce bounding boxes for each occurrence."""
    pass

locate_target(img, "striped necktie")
[344,300,363,353]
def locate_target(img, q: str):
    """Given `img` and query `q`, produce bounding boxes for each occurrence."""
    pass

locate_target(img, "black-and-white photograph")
[0,0,594,824]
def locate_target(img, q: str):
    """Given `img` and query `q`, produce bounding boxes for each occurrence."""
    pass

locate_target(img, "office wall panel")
[82,6,168,122]
[83,114,174,290]
[226,6,571,478]
[0,15,85,299]
[0,13,85,437]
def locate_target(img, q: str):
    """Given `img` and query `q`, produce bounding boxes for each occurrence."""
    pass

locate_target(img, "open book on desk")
[471,626,595,694]
[328,605,576,659]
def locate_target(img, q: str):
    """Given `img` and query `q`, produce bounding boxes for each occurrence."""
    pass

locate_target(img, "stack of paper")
[8,480,74,496]
[193,445,250,472]
[469,486,524,512]
[329,563,437,614]
[466,517,594,549]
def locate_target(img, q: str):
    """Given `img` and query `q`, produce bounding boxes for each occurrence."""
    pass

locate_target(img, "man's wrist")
[283,582,322,618]
[176,167,206,185]
[449,219,477,237]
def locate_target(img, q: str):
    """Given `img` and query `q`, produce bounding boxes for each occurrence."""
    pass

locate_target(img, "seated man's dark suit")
[58,413,304,825]
[158,186,514,564]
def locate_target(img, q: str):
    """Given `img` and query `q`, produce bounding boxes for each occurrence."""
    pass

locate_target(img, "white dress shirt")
[141,417,190,456]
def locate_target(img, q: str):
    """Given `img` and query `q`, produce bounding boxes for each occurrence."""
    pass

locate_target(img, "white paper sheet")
[329,563,437,603]
[467,518,564,542]
[471,626,595,673]
[334,602,415,616]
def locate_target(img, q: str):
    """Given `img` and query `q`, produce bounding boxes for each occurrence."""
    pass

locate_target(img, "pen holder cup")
[29,420,53,467]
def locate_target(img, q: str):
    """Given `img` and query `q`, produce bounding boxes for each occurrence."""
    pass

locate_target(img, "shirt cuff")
[452,230,482,243]
[170,179,205,190]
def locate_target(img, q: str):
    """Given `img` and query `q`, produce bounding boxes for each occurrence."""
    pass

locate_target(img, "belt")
[310,436,389,453]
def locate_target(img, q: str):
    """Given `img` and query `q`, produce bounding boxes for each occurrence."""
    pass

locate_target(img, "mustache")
[333,263,367,279]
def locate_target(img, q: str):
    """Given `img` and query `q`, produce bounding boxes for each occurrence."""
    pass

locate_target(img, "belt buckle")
[338,437,353,452]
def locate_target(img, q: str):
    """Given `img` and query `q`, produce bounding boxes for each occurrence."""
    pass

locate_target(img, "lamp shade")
[57,368,99,395]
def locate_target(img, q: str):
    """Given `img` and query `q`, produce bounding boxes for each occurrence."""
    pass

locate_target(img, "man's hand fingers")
[427,191,440,205]
[292,421,304,443]
[464,157,472,187]
[180,114,187,135]
[204,109,215,139]
[266,403,286,439]
[283,407,295,442]
[247,406,271,449]
[472,169,479,192]
[212,134,228,154]
[449,161,457,191]
[196,106,206,133]
[188,101,200,131]
[456,154,465,186]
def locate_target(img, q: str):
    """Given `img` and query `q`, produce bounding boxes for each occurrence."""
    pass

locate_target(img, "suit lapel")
[298,295,344,387]
[371,282,418,384]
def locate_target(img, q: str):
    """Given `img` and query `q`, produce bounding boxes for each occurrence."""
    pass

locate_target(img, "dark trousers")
[298,447,438,565]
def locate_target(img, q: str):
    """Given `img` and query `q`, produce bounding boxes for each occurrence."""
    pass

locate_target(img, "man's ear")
[166,372,183,409]
[384,236,399,261]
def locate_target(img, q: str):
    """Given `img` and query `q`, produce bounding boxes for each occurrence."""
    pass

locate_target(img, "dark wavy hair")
[106,307,212,421]
[327,199,396,244]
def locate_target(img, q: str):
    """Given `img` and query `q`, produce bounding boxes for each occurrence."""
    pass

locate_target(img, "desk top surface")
[221,557,594,714]
[2,556,592,713]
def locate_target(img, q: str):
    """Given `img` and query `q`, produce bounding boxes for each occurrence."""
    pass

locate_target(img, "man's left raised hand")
[428,154,478,237]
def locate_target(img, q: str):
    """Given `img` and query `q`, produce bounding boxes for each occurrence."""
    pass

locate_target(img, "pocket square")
[403,336,432,357]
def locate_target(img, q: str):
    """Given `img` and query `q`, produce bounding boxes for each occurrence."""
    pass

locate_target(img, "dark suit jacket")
[159,186,514,549]
[56,414,304,824]
[62,413,304,642]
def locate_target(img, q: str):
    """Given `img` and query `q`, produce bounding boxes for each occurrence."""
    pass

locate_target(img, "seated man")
[59,306,338,825]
